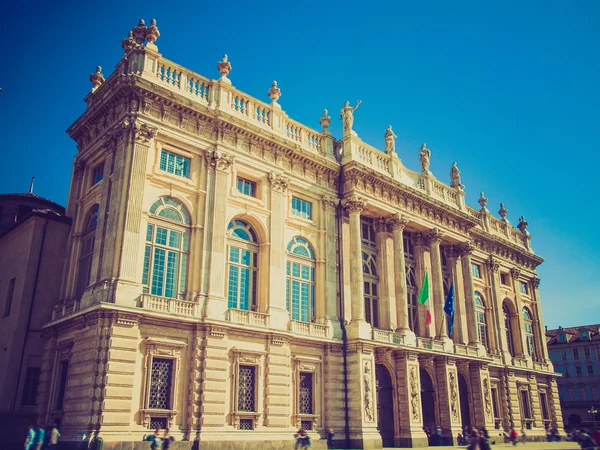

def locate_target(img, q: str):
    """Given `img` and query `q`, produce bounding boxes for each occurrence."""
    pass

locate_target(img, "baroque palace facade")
[39,19,562,449]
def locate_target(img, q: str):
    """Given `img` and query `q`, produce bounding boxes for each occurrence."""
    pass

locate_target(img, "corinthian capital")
[132,122,158,144]
[342,195,365,214]
[268,171,289,193]
[510,267,521,280]
[533,277,540,288]
[205,150,235,172]
[322,195,339,212]
[425,228,443,245]
[486,256,500,273]
[386,213,408,232]
[456,241,475,257]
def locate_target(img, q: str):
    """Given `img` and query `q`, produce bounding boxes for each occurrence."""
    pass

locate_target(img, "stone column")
[458,243,480,346]
[323,196,342,339]
[267,172,290,330]
[427,229,447,339]
[374,219,393,330]
[413,233,433,337]
[434,357,462,445]
[530,277,550,363]
[486,257,504,355]
[342,195,370,339]
[203,150,234,320]
[445,247,466,344]
[511,268,528,360]
[394,351,428,447]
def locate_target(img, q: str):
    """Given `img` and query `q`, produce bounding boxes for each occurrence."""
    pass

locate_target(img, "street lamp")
[589,406,598,429]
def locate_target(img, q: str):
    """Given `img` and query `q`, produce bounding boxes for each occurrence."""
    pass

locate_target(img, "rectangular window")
[291,197,312,220]
[562,350,567,361]
[491,387,500,418]
[574,349,579,360]
[579,386,587,400]
[500,273,509,285]
[159,150,190,178]
[588,365,594,375]
[539,392,549,420]
[520,390,532,419]
[299,372,314,414]
[471,263,481,279]
[519,281,529,295]
[576,366,582,376]
[238,365,256,412]
[237,177,256,197]
[3,277,15,317]
[148,358,173,409]
[54,360,69,411]
[21,367,40,406]
[585,347,591,359]
[92,162,104,185]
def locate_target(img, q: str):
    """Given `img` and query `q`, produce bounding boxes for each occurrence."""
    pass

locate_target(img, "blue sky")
[1,0,598,328]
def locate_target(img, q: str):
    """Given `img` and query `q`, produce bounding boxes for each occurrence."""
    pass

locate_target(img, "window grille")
[149,418,168,429]
[299,372,313,414]
[238,365,256,412]
[301,420,313,431]
[160,150,190,178]
[149,358,173,410]
[291,197,312,220]
[239,419,254,430]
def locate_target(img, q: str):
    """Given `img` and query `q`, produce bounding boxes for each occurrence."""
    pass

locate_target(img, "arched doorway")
[458,373,471,428]
[376,364,395,447]
[420,368,436,435]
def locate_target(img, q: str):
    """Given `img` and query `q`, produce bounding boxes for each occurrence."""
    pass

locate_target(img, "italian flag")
[418,272,432,326]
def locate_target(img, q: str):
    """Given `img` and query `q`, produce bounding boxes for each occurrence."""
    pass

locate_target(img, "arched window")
[142,197,190,299]
[286,237,316,322]
[226,219,258,311]
[503,302,515,357]
[523,307,536,357]
[76,205,99,296]
[361,218,379,328]
[474,291,488,349]
[404,234,418,334]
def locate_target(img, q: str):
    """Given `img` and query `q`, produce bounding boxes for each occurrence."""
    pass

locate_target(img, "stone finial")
[133,19,147,44]
[384,125,397,155]
[450,161,464,190]
[517,216,529,235]
[478,192,488,211]
[498,203,508,220]
[268,81,281,103]
[320,109,331,130]
[90,66,105,92]
[419,143,431,174]
[122,31,137,53]
[217,54,232,79]
[145,19,160,45]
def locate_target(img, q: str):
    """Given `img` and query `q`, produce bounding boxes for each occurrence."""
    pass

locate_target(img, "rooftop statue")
[340,100,361,136]
[384,125,397,155]
[450,162,464,190]
[320,109,331,131]
[217,54,232,80]
[419,143,431,174]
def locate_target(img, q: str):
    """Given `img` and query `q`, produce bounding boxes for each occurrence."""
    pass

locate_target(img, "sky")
[0,0,598,329]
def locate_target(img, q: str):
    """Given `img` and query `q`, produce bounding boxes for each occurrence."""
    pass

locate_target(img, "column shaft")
[389,216,409,331]
[343,197,365,323]
[459,244,480,346]
[428,230,446,338]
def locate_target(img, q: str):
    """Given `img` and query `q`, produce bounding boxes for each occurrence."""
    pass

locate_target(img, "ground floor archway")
[458,373,471,428]
[420,367,436,445]
[376,364,395,447]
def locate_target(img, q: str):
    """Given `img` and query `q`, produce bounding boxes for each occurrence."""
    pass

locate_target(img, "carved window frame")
[517,384,534,427]
[293,356,321,430]
[49,340,74,418]
[231,348,265,430]
[140,338,186,429]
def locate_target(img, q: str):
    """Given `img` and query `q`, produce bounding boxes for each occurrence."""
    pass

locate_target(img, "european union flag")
[444,283,455,336]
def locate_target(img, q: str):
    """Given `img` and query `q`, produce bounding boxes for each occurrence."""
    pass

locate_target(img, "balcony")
[372,329,405,345]
[289,320,329,338]
[226,308,268,327]
[138,294,200,317]
[415,337,446,352]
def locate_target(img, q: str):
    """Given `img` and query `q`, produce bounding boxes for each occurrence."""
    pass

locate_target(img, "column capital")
[486,256,500,273]
[386,213,409,232]
[322,195,339,212]
[425,228,443,245]
[342,194,365,214]
[457,241,475,257]
[132,121,158,144]
[533,277,540,288]
[443,245,460,260]
[205,150,235,173]
[268,171,289,193]
[510,267,521,280]
[373,218,388,233]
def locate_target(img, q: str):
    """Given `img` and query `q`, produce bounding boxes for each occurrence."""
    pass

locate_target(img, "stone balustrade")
[288,320,329,338]
[226,308,269,327]
[139,294,200,317]
[453,343,481,357]
[372,329,404,345]
[466,206,530,249]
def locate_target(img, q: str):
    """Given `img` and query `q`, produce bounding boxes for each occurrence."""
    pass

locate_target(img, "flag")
[444,283,455,336]
[418,272,432,326]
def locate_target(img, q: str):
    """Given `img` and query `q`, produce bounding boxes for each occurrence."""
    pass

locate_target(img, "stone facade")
[38,19,562,449]
[546,324,600,429]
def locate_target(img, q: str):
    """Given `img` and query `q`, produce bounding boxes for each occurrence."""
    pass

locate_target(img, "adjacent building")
[0,192,70,438]
[37,19,563,449]
[546,324,600,429]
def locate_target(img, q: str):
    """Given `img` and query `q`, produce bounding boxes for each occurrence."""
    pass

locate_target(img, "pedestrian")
[46,424,60,450]
[479,428,491,450]
[436,426,443,446]
[148,429,162,450]
[509,427,519,446]
[163,428,174,450]
[521,428,527,444]
[24,425,36,450]
[326,428,335,448]
[34,425,45,450]
[467,428,480,450]
[592,427,600,446]
[293,428,310,449]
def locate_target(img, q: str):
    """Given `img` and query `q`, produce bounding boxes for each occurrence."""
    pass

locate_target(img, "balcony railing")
[138,294,200,317]
[372,329,405,345]
[415,337,446,352]
[289,320,329,338]
[226,308,268,327]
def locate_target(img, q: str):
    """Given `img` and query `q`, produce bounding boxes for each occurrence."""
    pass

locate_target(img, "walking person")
[46,424,60,450]
[34,425,45,450]
[162,429,174,450]
[148,429,162,450]
[293,428,310,449]
[509,427,519,446]
[24,425,36,450]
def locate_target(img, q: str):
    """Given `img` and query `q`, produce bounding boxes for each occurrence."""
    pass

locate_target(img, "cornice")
[470,228,544,270]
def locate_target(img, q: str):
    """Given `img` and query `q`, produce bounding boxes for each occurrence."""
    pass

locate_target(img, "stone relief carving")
[205,151,235,172]
[449,371,459,422]
[363,361,374,422]
[483,378,493,419]
[410,366,421,422]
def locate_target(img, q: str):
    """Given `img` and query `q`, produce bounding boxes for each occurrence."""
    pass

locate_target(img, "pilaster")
[200,327,229,430]
[265,337,291,427]
[323,196,342,339]
[458,243,480,347]
[486,257,506,357]
[511,268,529,360]
[426,229,448,340]
[433,357,462,445]
[468,362,495,430]
[445,247,466,344]
[394,351,427,447]
[374,219,393,330]
[413,233,433,338]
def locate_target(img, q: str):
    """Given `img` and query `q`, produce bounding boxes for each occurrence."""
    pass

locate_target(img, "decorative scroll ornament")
[132,122,158,144]
[342,195,365,214]
[426,227,443,245]
[268,81,281,103]
[478,192,488,211]
[533,277,540,288]
[510,267,521,280]
[268,171,289,193]
[483,378,493,419]
[363,361,374,422]
[90,66,105,92]
[449,371,459,422]
[320,109,331,131]
[322,195,338,212]
[205,151,234,172]
[410,367,421,422]
[487,256,500,273]
[217,54,232,79]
